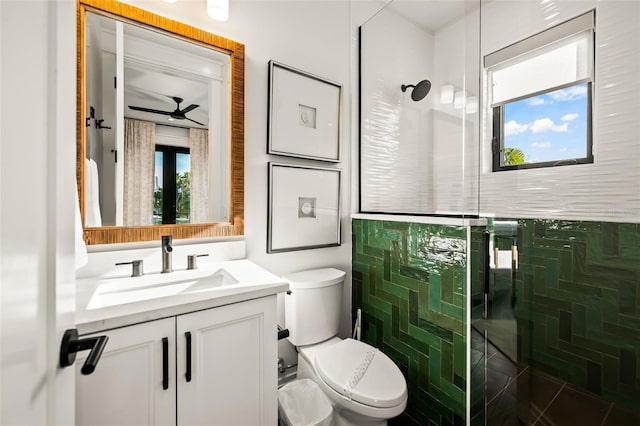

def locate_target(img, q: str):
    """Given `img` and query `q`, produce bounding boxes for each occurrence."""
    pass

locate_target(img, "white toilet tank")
[283,268,346,346]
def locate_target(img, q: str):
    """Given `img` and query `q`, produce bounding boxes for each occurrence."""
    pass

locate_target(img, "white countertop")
[76,259,288,335]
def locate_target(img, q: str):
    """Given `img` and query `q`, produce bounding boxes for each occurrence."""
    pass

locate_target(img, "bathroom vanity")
[71,2,283,424]
[75,250,288,426]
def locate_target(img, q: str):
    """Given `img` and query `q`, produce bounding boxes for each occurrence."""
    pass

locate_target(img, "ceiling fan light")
[207,0,229,22]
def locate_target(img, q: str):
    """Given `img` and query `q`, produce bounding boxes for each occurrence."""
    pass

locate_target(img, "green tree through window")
[176,171,191,224]
[503,147,525,166]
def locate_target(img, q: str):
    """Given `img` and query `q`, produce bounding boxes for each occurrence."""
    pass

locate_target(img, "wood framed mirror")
[77,0,244,245]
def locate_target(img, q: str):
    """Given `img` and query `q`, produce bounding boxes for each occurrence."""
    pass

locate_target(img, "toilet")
[283,268,408,426]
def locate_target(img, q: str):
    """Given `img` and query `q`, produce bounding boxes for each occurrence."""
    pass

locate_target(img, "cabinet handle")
[162,337,169,390]
[185,331,192,383]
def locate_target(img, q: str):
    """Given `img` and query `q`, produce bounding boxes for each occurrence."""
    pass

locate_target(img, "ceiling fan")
[128,96,205,126]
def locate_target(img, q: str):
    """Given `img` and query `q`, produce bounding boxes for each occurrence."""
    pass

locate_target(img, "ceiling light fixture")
[163,0,177,3]
[440,84,454,105]
[465,96,478,114]
[453,90,466,110]
[207,0,229,21]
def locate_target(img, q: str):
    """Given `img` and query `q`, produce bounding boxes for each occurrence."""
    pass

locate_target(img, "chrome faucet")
[161,235,173,273]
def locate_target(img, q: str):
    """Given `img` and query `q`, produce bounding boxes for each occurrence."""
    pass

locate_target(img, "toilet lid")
[315,339,407,408]
[283,268,346,289]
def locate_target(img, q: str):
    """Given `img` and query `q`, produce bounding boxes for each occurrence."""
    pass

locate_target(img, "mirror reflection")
[85,11,231,227]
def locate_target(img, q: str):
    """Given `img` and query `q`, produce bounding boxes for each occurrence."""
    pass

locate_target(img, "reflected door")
[154,145,191,225]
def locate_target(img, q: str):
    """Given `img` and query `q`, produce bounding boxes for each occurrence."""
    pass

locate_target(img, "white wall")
[118,0,353,364]
[359,0,640,224]
[479,0,640,223]
[100,52,118,225]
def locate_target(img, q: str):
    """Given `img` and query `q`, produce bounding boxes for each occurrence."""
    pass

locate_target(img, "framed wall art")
[267,60,342,162]
[267,162,341,253]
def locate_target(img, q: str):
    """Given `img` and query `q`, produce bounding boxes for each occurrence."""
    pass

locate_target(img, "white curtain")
[189,128,209,223]
[124,118,155,226]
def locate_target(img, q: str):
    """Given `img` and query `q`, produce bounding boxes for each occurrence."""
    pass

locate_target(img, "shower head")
[401,80,432,101]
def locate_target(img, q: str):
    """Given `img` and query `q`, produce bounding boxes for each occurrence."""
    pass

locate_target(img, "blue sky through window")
[154,151,190,189]
[155,152,163,190]
[503,82,588,164]
[176,153,190,175]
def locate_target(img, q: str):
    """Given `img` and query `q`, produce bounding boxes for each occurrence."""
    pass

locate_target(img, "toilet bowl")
[283,268,408,426]
[297,337,407,426]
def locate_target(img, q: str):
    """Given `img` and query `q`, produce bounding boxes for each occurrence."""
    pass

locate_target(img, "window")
[154,145,191,225]
[486,11,594,171]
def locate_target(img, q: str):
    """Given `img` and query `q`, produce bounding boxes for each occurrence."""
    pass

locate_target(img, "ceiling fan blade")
[128,105,172,115]
[185,117,206,126]
[180,104,199,114]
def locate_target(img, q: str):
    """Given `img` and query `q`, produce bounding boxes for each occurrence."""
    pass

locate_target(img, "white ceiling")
[88,11,229,130]
[385,0,469,34]
[124,64,210,128]
[122,22,227,128]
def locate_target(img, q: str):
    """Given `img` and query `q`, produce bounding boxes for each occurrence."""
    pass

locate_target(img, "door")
[0,0,77,424]
[176,296,278,426]
[470,225,521,425]
[76,318,176,426]
[471,222,535,425]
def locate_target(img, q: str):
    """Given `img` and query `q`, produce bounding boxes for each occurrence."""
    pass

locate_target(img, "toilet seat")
[314,339,407,409]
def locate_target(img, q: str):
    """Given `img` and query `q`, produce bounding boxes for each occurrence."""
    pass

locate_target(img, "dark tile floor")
[389,411,421,426]
[285,327,639,426]
[484,340,640,426]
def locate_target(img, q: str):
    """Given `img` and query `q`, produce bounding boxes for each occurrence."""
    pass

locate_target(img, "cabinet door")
[176,296,278,426]
[76,317,176,426]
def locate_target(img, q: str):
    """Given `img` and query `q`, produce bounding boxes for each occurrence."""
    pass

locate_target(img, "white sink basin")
[182,268,238,292]
[86,267,239,310]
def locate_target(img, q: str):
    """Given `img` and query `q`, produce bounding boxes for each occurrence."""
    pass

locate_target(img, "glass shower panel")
[359,0,480,218]
[478,1,640,425]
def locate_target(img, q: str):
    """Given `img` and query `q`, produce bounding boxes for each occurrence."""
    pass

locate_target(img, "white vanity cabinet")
[176,296,278,425]
[75,317,176,426]
[76,296,278,426]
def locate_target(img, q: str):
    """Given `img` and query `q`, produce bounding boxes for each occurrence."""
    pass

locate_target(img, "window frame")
[492,81,594,172]
[487,10,595,172]
[155,144,190,224]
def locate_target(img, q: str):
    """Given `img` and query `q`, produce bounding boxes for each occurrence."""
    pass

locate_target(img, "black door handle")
[185,331,192,382]
[60,328,109,375]
[162,337,169,390]
[483,230,490,296]
[483,230,491,320]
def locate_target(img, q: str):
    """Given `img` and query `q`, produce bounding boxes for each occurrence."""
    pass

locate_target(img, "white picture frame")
[267,162,341,253]
[267,61,342,162]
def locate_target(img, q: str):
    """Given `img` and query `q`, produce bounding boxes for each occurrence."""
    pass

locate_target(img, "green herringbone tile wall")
[352,219,467,425]
[504,219,640,411]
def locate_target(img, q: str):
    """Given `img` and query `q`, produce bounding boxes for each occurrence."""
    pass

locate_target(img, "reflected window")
[486,11,594,171]
[154,145,190,224]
